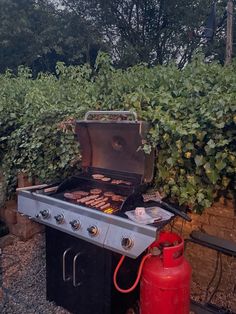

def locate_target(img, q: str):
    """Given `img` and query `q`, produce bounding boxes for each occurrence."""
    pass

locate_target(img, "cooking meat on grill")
[100,203,111,210]
[90,188,102,195]
[96,201,106,208]
[111,195,125,202]
[85,196,100,205]
[101,177,111,182]
[91,197,109,207]
[92,174,104,179]
[73,191,89,197]
[64,193,78,200]
[89,196,104,205]
[104,191,114,197]
[91,198,108,207]
[122,180,132,185]
[111,179,123,185]
[111,179,131,185]
[77,195,98,204]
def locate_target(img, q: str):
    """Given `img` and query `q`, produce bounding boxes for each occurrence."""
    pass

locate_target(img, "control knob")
[87,225,99,237]
[121,237,134,250]
[54,214,64,224]
[39,209,50,219]
[70,220,81,230]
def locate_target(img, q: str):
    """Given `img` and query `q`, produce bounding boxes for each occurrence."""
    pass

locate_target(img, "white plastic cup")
[135,207,146,217]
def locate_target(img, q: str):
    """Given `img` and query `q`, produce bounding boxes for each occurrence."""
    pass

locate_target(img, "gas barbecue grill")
[18,110,165,257]
[17,111,190,314]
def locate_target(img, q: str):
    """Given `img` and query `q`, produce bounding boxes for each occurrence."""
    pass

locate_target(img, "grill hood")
[75,111,154,183]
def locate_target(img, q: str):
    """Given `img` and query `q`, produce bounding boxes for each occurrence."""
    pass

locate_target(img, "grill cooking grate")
[63,188,126,214]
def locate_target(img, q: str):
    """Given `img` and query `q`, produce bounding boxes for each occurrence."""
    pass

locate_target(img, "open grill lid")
[75,111,154,183]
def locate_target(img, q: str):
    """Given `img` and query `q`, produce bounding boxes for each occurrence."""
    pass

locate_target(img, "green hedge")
[0,53,235,212]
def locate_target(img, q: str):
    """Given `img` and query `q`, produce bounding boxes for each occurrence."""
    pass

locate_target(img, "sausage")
[91,197,108,207]
[95,201,106,208]
[93,198,108,207]
[90,196,105,206]
[78,195,97,203]
[85,196,100,205]
[100,203,111,210]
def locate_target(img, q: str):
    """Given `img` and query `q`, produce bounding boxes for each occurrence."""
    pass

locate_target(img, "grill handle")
[156,200,192,222]
[62,247,72,282]
[73,252,81,287]
[84,110,138,121]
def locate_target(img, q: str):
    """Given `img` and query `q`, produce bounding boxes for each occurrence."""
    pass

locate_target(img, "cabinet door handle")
[73,252,81,287]
[62,247,72,282]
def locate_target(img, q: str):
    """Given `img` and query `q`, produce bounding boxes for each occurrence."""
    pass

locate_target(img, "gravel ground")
[191,281,236,313]
[0,232,70,314]
[0,232,235,314]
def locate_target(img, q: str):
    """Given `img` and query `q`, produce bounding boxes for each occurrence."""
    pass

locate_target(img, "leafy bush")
[0,53,235,212]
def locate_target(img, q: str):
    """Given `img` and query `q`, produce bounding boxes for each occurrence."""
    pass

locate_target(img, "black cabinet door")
[46,227,107,314]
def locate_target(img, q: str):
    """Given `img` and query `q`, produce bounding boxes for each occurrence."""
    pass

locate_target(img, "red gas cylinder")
[140,231,191,314]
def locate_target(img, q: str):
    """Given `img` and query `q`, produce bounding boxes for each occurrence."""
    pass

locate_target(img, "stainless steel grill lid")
[75,111,154,183]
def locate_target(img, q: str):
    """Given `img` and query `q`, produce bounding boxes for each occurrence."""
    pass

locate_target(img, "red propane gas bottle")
[140,231,192,314]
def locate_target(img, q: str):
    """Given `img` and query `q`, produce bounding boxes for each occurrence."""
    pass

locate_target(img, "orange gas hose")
[113,253,152,293]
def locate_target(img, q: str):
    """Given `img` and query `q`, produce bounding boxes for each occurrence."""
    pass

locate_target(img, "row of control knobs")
[38,210,133,248]
[39,210,100,237]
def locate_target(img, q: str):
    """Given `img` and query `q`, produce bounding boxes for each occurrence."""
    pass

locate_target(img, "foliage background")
[0,0,235,74]
[1,53,235,212]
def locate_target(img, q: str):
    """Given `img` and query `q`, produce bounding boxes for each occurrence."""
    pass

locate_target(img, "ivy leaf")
[222,176,230,188]
[215,160,226,171]
[207,139,216,148]
[202,199,212,208]
[185,143,194,150]
[194,155,205,167]
[166,157,174,166]
[205,168,219,184]
[215,122,225,129]
[197,192,205,202]
[203,162,211,171]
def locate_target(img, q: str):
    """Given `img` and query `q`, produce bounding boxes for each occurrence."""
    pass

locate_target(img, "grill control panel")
[18,190,157,258]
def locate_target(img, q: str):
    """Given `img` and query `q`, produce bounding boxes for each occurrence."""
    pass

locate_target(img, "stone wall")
[167,197,236,311]
[0,199,43,242]
[0,172,43,243]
